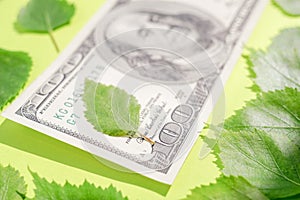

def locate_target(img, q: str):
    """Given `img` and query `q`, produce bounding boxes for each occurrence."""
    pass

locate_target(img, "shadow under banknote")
[0,119,171,196]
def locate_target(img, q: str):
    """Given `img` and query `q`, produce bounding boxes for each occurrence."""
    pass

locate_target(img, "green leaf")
[275,193,300,200]
[183,176,268,200]
[15,0,75,52]
[15,0,75,32]
[215,89,300,199]
[224,88,300,149]
[83,79,141,137]
[201,135,224,169]
[0,165,27,200]
[247,28,300,92]
[30,170,128,200]
[217,128,300,199]
[0,48,32,111]
[269,28,300,50]
[273,0,300,16]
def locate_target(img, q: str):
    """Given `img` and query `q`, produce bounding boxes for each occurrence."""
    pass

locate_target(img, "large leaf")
[183,176,268,200]
[0,48,32,111]
[247,28,300,92]
[15,0,75,52]
[83,79,141,137]
[215,89,300,199]
[0,165,27,200]
[273,0,300,16]
[30,171,128,200]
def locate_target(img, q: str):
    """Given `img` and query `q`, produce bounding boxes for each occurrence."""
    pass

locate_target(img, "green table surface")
[1,0,299,199]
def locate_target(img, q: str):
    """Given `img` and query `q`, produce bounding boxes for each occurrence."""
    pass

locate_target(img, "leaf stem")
[44,12,60,53]
[137,132,155,146]
[48,30,60,53]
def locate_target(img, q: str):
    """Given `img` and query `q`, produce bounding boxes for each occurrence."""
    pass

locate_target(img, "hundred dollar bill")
[3,0,267,184]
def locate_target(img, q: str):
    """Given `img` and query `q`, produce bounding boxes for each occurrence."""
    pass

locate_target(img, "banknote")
[3,0,267,184]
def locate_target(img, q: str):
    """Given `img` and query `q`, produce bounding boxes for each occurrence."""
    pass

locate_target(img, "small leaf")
[83,79,141,137]
[273,0,300,16]
[15,0,75,33]
[213,89,300,199]
[15,0,75,52]
[0,165,27,200]
[0,48,32,111]
[247,28,300,92]
[183,176,268,200]
[30,170,128,200]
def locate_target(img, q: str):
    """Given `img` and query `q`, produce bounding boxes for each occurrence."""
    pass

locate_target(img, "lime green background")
[0,1,299,199]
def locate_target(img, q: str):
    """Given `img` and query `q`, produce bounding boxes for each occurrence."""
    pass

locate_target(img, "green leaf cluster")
[185,24,300,200]
[1,0,75,110]
[0,164,128,200]
[83,79,141,137]
[0,1,130,199]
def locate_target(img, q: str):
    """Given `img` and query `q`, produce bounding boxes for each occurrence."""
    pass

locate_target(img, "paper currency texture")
[3,0,267,184]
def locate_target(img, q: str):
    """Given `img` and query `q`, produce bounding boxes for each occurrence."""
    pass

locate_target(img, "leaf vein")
[223,134,300,186]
